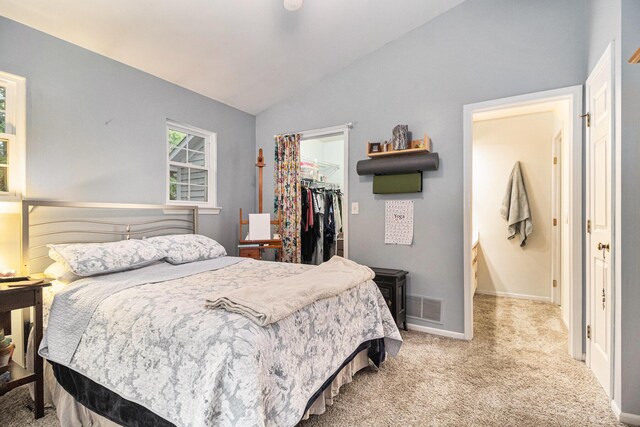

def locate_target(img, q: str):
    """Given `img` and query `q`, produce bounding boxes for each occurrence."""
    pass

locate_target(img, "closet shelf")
[301,178,341,191]
[301,157,340,177]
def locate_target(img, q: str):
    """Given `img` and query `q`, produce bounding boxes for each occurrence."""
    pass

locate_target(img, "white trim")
[475,289,551,302]
[620,413,640,425]
[165,120,219,213]
[163,207,221,216]
[198,207,222,215]
[611,399,621,418]
[613,36,623,416]
[406,323,466,340]
[0,70,26,201]
[463,105,473,340]
[277,123,353,139]
[463,85,583,359]
[611,399,640,426]
[298,124,350,259]
[343,128,349,259]
[550,130,563,306]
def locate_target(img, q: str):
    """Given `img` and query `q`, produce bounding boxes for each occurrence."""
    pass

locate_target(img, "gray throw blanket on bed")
[40,257,245,365]
[500,161,533,247]
[205,256,375,326]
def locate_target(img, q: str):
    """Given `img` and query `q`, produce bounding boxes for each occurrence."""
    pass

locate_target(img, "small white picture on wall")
[384,200,414,245]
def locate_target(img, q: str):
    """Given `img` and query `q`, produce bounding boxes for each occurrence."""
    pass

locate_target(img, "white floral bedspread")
[42,258,402,427]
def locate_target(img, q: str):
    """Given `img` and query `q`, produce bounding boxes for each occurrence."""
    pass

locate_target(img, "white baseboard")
[406,323,466,340]
[621,412,640,425]
[475,289,551,302]
[612,399,640,426]
[561,313,570,330]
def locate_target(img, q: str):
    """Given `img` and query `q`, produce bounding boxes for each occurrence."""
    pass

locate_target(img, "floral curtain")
[274,134,302,263]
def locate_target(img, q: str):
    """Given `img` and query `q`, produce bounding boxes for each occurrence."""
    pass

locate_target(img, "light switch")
[351,202,359,214]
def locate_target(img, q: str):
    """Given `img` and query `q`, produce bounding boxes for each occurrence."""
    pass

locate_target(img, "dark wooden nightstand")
[370,267,408,331]
[0,280,51,419]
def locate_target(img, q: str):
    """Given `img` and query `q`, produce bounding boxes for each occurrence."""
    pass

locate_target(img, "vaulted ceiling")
[0,0,466,114]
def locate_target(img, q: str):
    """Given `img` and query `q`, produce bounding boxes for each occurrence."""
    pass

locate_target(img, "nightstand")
[0,280,51,419]
[370,267,408,331]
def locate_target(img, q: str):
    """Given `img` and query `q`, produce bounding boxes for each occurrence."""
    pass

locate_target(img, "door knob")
[597,242,610,251]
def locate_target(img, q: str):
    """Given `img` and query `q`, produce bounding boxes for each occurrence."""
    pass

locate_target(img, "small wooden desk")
[239,207,283,261]
[238,239,283,260]
[0,280,51,419]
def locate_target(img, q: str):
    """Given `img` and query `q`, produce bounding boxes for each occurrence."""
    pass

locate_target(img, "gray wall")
[0,17,256,254]
[587,0,621,73]
[256,0,587,333]
[620,0,640,415]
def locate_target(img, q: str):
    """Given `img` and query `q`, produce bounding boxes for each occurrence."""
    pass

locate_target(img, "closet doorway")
[463,86,583,359]
[299,125,350,264]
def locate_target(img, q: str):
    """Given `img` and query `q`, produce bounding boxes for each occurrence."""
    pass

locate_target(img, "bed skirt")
[300,348,370,420]
[47,338,384,426]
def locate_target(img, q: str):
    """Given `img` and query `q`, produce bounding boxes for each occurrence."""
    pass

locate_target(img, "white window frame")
[165,120,220,214]
[0,71,26,202]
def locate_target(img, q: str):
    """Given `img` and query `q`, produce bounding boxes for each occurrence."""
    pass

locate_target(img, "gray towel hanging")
[500,161,533,247]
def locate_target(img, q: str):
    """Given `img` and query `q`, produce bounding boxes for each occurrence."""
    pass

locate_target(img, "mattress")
[36,257,402,426]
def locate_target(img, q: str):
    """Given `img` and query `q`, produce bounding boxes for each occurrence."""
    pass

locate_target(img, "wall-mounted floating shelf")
[367,147,429,158]
[366,133,432,158]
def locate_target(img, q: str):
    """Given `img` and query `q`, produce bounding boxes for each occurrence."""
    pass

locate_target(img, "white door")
[586,44,613,395]
[551,131,562,305]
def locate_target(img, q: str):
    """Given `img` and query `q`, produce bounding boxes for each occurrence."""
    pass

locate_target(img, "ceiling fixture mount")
[283,0,303,12]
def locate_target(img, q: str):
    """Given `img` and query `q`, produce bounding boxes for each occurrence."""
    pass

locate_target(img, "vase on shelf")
[392,125,409,150]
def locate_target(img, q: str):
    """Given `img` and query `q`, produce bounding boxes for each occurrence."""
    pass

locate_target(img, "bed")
[21,200,402,427]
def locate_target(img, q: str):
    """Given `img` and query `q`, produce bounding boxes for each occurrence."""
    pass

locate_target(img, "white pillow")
[43,262,82,284]
[48,239,165,277]
[144,234,227,265]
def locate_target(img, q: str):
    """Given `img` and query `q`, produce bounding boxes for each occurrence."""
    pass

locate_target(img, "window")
[0,71,26,200]
[0,85,6,133]
[166,121,219,212]
[0,134,7,193]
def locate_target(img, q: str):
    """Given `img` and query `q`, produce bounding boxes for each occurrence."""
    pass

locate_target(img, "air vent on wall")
[407,296,422,318]
[407,295,443,324]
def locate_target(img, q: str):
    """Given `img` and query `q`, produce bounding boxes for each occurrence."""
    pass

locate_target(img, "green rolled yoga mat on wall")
[373,173,422,194]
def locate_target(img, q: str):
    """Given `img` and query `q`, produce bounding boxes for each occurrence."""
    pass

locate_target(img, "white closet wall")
[300,137,344,189]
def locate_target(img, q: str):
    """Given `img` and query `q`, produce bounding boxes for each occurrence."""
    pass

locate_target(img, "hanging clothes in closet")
[300,184,343,265]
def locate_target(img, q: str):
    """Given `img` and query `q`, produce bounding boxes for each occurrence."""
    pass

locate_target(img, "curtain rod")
[273,122,353,139]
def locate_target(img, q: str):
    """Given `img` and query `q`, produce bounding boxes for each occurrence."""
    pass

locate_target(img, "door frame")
[462,85,583,359]
[551,130,563,305]
[298,123,351,259]
[585,42,615,396]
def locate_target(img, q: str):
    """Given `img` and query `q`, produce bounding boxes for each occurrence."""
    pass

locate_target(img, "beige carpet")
[301,295,623,426]
[0,295,623,426]
[0,386,58,427]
